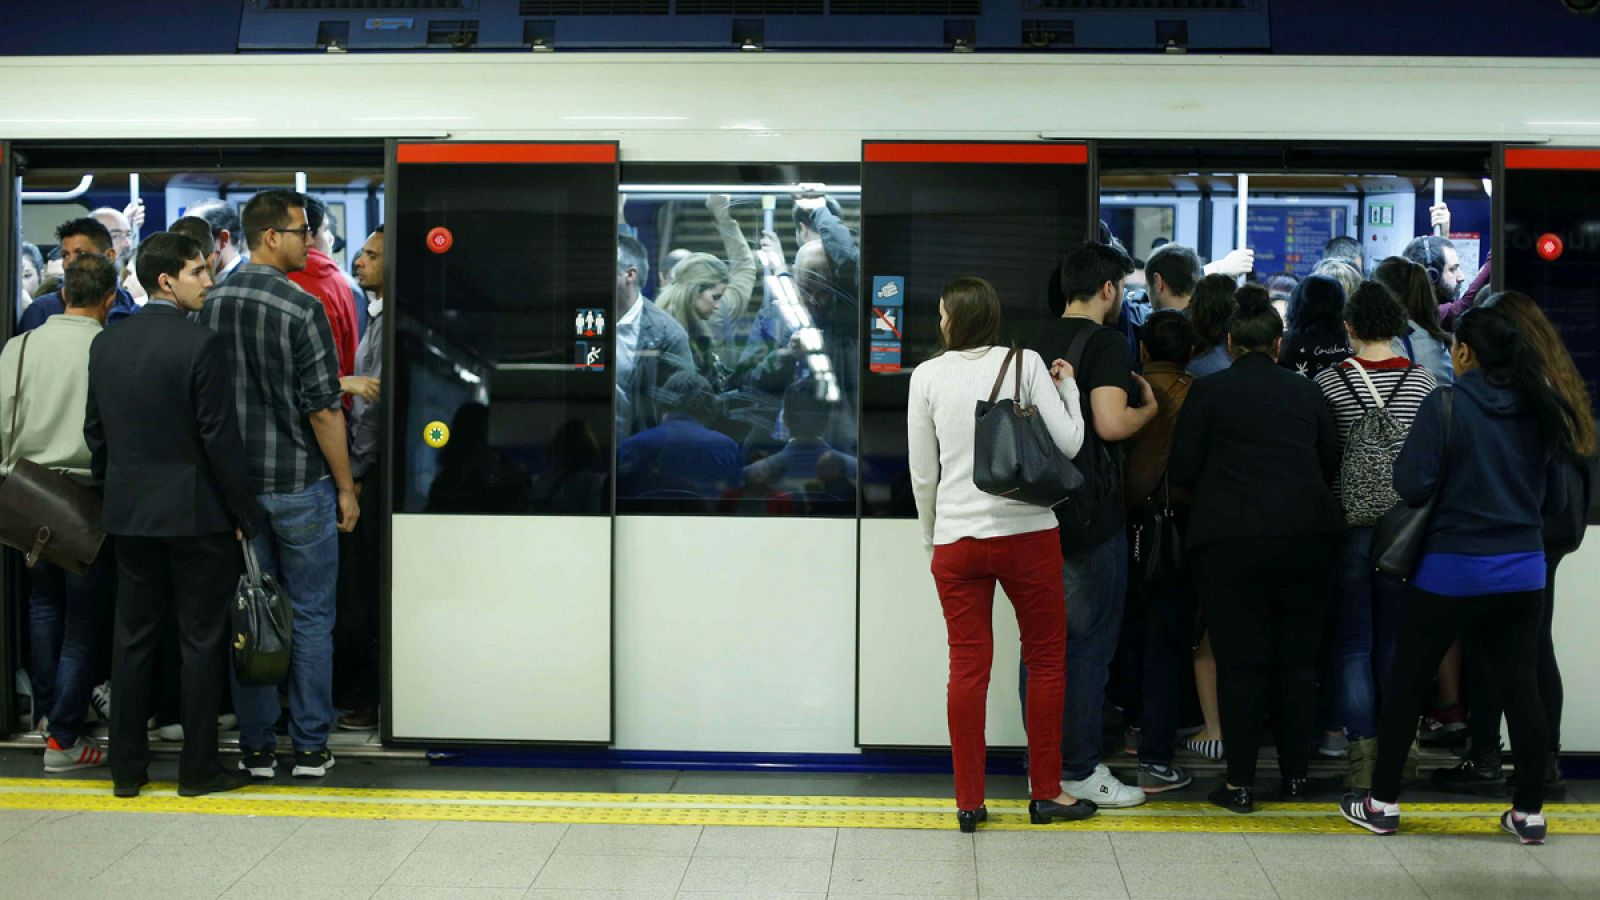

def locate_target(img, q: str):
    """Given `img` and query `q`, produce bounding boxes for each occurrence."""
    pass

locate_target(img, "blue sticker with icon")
[871,275,905,306]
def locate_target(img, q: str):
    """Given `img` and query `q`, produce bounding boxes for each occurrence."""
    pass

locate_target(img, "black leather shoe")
[1029,797,1097,824]
[178,770,251,798]
[956,805,988,833]
[1208,781,1254,814]
[1432,752,1506,796]
[113,776,149,798]
[1281,777,1312,800]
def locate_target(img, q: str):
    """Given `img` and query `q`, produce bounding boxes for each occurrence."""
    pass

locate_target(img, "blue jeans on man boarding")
[231,479,338,751]
[1020,531,1128,782]
[1336,527,1406,740]
[29,552,112,743]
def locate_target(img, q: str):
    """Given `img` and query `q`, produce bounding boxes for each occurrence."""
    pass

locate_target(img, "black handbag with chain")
[1133,473,1186,587]
[0,332,106,575]
[973,347,1085,508]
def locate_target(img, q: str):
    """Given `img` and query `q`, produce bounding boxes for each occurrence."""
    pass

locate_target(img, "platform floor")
[0,751,1597,899]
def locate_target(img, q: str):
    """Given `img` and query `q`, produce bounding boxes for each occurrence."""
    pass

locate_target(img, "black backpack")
[1055,327,1121,547]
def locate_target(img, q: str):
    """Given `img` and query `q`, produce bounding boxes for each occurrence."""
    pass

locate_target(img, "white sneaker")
[1063,763,1147,809]
[155,724,184,742]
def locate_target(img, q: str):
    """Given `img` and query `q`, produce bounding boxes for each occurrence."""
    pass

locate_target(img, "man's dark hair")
[168,216,215,257]
[1141,309,1197,365]
[186,199,242,245]
[791,196,846,233]
[1190,273,1240,350]
[1344,281,1410,343]
[659,370,717,423]
[783,377,834,440]
[1144,243,1203,300]
[1323,235,1362,266]
[241,189,306,252]
[618,235,650,286]
[1229,284,1283,354]
[63,254,117,309]
[302,193,330,233]
[1059,240,1135,305]
[56,217,113,253]
[135,232,204,295]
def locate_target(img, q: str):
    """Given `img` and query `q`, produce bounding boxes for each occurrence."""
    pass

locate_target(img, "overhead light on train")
[1527,120,1600,126]
[564,115,689,122]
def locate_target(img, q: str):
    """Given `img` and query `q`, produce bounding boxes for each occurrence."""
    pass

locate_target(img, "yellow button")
[423,421,450,448]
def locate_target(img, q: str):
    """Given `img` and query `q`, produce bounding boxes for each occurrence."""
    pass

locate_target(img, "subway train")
[2,52,1599,764]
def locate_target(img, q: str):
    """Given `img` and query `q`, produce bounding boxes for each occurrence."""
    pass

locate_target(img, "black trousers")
[1375,585,1548,812]
[110,533,241,786]
[1192,535,1339,788]
[333,497,381,711]
[1466,557,1564,756]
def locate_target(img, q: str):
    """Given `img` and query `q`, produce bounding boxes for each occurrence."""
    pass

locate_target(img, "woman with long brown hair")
[1432,291,1596,797]
[1373,256,1454,387]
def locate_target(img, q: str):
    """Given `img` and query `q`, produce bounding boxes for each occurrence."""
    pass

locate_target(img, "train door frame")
[1,139,16,735]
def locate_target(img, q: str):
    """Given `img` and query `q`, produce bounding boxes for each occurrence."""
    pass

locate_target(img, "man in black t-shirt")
[1024,241,1161,809]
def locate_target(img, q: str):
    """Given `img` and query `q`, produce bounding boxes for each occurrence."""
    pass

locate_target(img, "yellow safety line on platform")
[0,778,1596,835]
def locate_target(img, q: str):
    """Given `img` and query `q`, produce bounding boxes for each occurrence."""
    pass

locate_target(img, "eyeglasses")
[266,226,314,240]
[108,230,132,240]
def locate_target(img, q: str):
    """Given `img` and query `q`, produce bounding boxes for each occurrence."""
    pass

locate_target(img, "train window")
[391,145,618,515]
[614,164,861,517]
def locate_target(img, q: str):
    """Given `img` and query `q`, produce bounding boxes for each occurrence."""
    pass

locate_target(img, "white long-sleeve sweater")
[908,346,1085,549]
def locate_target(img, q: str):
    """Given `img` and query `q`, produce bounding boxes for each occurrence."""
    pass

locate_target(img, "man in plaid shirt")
[198,190,359,781]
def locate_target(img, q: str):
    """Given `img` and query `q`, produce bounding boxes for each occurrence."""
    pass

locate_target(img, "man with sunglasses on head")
[197,189,359,784]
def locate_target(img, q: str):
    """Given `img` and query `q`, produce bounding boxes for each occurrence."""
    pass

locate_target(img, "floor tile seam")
[375,819,442,890]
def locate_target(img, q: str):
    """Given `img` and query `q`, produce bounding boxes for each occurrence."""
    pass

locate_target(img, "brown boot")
[1346,737,1378,791]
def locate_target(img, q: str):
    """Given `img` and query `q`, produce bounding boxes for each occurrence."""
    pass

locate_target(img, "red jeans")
[933,527,1067,811]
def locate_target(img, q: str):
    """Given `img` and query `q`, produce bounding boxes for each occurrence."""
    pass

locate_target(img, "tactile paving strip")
[0,778,1595,834]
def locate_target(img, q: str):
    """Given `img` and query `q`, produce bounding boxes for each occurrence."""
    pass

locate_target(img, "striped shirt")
[197,262,343,495]
[1313,356,1438,500]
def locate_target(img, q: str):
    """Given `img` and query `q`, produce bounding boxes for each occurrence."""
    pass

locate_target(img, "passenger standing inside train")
[1170,291,1343,813]
[699,194,759,365]
[657,252,735,391]
[335,229,385,732]
[1322,235,1364,275]
[198,190,357,781]
[1343,307,1576,845]
[908,276,1095,831]
[1144,244,1203,314]
[1312,283,1437,791]
[168,216,220,277]
[2,255,119,773]
[1373,257,1454,387]
[1185,274,1239,379]
[1121,310,1197,795]
[87,233,263,797]
[616,235,694,441]
[1280,276,1351,378]
[1433,292,1595,798]
[289,195,359,379]
[18,218,138,333]
[187,199,248,283]
[1402,235,1464,320]
[1025,241,1155,810]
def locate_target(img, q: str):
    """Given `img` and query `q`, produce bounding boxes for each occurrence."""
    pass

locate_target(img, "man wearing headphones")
[1403,234,1464,310]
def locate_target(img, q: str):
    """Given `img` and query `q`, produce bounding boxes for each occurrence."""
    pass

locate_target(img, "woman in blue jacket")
[1341,307,1576,845]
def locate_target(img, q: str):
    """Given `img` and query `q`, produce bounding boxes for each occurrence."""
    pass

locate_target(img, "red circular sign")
[1537,233,1564,261]
[426,226,453,254]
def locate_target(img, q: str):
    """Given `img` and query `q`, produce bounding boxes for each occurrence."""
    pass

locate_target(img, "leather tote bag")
[232,539,293,687]
[973,347,1085,508]
[1372,389,1453,581]
[0,332,106,575]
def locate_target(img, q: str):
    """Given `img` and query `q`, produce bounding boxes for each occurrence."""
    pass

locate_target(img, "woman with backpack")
[1341,306,1577,845]
[1312,282,1438,790]
[907,276,1096,831]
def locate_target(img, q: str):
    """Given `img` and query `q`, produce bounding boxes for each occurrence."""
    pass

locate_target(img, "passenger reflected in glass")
[740,377,857,513]
[424,403,531,514]
[615,235,694,442]
[657,253,735,392]
[617,372,742,510]
[528,418,609,514]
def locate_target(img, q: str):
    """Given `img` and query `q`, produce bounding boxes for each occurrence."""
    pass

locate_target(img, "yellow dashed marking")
[0,778,1595,834]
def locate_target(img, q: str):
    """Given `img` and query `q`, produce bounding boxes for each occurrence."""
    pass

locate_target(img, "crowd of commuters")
[4,191,385,794]
[912,211,1590,845]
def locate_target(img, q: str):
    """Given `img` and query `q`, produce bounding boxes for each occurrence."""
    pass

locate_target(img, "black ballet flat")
[1280,777,1312,800]
[1208,781,1254,814]
[1029,797,1097,824]
[957,805,988,833]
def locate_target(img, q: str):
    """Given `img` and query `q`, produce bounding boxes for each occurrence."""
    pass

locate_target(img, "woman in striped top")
[1312,282,1437,791]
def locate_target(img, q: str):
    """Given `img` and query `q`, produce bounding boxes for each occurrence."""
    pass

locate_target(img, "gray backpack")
[1336,364,1415,527]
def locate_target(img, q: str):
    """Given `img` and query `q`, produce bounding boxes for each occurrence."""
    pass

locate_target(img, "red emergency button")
[1537,233,1564,261]
[426,226,453,254]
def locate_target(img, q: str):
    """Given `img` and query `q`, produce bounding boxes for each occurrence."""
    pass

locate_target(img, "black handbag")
[1133,474,1185,586]
[232,538,293,687]
[0,332,107,575]
[1372,389,1453,580]
[973,347,1085,508]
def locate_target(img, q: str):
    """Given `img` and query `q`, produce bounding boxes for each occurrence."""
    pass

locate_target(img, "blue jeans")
[28,552,112,743]
[1335,527,1406,740]
[1020,531,1128,782]
[231,479,338,751]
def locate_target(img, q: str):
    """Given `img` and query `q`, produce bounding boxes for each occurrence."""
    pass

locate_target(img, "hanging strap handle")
[987,347,1021,405]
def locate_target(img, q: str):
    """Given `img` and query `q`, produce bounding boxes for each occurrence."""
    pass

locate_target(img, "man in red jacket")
[289,195,358,378]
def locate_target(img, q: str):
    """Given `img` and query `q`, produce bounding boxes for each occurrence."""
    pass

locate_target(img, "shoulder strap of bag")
[1348,361,1388,411]
[240,538,263,587]
[987,347,1020,404]
[1065,324,1096,371]
[10,331,31,445]
[1382,366,1413,406]
[1401,333,1416,361]
[1334,364,1371,412]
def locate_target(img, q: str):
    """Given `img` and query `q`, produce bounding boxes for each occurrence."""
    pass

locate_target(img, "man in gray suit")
[614,235,693,440]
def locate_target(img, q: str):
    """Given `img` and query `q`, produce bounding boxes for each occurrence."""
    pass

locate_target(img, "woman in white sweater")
[907,276,1096,831]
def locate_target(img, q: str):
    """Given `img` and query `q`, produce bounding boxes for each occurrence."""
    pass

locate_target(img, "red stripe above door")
[1505,148,1600,171]
[864,143,1088,165]
[397,143,618,165]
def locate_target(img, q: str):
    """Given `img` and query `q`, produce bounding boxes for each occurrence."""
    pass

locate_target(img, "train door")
[0,139,16,734]
[385,142,618,744]
[856,141,1094,747]
[1500,145,1600,754]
